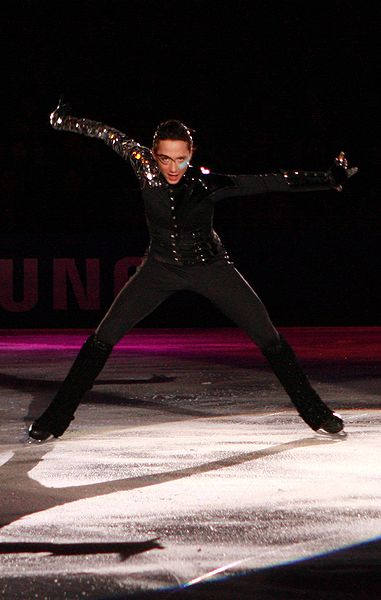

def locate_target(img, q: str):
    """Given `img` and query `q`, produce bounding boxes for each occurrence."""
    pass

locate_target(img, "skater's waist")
[147,226,227,265]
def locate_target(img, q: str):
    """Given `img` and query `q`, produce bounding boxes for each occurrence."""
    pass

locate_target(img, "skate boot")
[262,336,343,433]
[29,334,113,441]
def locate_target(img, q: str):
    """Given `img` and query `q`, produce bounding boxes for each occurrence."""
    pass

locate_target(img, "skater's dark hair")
[152,120,194,152]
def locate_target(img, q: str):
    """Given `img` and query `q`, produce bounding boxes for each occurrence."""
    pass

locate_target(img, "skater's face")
[154,139,192,185]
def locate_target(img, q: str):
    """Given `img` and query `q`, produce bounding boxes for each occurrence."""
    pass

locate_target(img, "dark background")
[1,0,380,328]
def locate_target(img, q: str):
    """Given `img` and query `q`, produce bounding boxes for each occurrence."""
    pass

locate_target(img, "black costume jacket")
[51,112,340,265]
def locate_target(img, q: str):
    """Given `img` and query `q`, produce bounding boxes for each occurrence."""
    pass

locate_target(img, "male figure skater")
[29,99,357,441]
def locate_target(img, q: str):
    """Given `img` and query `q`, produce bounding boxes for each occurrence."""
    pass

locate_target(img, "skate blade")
[315,429,347,440]
[27,436,54,444]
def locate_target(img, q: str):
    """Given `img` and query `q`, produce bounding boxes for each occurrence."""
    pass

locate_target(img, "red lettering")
[53,258,100,310]
[0,258,38,312]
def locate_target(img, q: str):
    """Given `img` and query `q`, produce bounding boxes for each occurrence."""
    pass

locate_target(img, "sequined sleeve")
[50,111,161,187]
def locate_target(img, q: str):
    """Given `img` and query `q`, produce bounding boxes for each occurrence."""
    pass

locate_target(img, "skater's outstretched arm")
[206,152,358,203]
[49,97,160,187]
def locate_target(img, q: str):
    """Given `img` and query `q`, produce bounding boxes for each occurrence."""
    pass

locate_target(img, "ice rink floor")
[0,327,380,599]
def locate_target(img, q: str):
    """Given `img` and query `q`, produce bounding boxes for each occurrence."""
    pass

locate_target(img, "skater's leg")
[95,256,181,345]
[192,260,343,433]
[190,259,280,349]
[29,258,177,440]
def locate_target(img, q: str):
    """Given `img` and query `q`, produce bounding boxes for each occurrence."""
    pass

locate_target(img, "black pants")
[96,256,280,349]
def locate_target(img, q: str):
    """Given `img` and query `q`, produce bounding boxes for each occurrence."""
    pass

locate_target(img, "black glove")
[328,152,358,191]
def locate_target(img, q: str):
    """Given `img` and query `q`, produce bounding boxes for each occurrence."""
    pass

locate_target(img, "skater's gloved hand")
[328,151,358,192]
[50,95,72,126]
